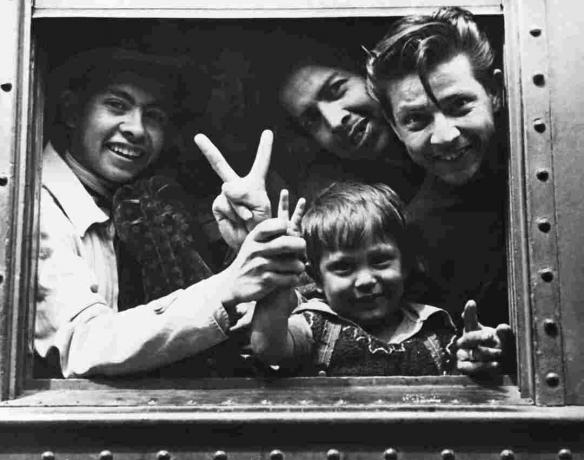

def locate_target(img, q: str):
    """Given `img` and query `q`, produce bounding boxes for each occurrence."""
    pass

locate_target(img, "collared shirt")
[285,299,457,375]
[36,144,232,378]
[290,298,454,346]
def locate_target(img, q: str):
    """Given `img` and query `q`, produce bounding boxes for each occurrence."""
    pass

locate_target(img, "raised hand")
[194,130,273,249]
[217,216,306,311]
[456,299,510,375]
[276,189,306,237]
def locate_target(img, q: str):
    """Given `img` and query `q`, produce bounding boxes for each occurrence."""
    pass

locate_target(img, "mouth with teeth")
[431,145,472,162]
[106,142,146,160]
[348,118,371,148]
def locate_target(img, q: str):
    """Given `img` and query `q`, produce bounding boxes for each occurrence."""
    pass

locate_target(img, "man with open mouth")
[35,47,306,378]
[366,6,509,330]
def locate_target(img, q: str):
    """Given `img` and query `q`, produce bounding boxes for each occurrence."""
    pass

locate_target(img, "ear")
[59,89,80,129]
[489,68,504,114]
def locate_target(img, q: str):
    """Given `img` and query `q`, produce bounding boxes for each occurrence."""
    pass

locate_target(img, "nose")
[120,108,146,142]
[354,268,377,293]
[318,102,350,133]
[430,112,460,146]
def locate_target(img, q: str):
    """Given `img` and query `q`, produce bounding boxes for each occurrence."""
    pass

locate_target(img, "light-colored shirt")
[35,144,232,378]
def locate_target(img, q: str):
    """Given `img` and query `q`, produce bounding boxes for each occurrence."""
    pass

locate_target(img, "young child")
[250,182,510,376]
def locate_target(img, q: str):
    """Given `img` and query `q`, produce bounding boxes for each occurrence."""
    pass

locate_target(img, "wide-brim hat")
[48,47,190,103]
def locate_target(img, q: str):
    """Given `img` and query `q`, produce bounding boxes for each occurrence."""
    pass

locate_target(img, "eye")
[325,78,347,100]
[104,98,129,112]
[447,96,474,116]
[369,253,394,268]
[400,112,429,131]
[328,260,354,276]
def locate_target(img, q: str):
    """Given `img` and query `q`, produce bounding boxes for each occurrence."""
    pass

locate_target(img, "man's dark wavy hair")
[302,182,412,283]
[365,6,495,120]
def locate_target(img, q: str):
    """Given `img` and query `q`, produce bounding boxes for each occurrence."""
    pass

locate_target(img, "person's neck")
[363,308,404,343]
[62,151,117,207]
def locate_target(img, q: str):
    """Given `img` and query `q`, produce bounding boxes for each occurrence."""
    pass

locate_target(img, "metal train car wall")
[0,0,583,458]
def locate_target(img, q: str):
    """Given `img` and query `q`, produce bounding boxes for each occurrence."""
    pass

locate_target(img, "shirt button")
[318,370,327,377]
[90,284,99,293]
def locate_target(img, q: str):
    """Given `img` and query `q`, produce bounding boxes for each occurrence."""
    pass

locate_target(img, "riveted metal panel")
[0,0,36,401]
[545,0,584,406]
[514,0,565,405]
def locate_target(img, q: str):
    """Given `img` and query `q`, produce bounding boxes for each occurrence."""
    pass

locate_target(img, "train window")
[0,0,569,409]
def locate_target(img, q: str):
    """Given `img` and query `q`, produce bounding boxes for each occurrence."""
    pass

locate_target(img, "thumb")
[495,323,513,348]
[462,299,481,333]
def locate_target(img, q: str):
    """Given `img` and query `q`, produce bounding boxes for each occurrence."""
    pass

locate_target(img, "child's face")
[317,235,405,328]
[68,72,169,184]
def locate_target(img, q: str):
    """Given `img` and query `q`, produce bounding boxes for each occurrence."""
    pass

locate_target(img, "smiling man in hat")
[35,47,306,378]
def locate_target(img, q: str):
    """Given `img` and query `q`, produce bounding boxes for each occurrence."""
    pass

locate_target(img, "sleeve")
[35,190,232,378]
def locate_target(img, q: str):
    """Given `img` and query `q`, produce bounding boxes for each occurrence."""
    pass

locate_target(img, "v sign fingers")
[194,134,239,183]
[289,197,306,237]
[249,129,273,184]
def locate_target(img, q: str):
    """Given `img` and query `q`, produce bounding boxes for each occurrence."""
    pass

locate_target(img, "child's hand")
[195,130,273,250]
[456,300,513,376]
[276,189,306,238]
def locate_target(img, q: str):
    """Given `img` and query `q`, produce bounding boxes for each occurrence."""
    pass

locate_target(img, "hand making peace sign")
[194,130,274,250]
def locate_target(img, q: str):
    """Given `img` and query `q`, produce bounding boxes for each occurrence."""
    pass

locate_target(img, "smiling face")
[318,235,405,329]
[384,54,499,186]
[67,71,169,185]
[280,64,394,160]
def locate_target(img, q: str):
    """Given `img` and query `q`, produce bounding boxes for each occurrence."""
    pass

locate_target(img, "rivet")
[0,176,7,186]
[441,449,455,460]
[540,269,554,282]
[384,448,398,460]
[543,319,559,336]
[213,451,227,460]
[0,83,12,93]
[533,74,545,86]
[533,118,546,133]
[558,449,573,460]
[530,27,542,37]
[270,450,284,460]
[318,370,327,377]
[536,169,550,181]
[500,449,515,460]
[0,274,3,284]
[327,449,341,460]
[41,452,55,460]
[213,450,227,460]
[537,219,551,233]
[157,450,171,460]
[99,451,113,460]
[545,372,560,387]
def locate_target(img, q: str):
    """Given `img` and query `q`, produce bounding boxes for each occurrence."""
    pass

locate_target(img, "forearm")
[44,276,231,378]
[250,288,297,364]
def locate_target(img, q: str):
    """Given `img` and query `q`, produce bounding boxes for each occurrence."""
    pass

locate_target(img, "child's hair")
[365,6,495,120]
[302,182,411,282]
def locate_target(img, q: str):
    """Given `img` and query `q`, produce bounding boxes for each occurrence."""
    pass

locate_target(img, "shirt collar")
[42,142,110,236]
[295,299,455,344]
